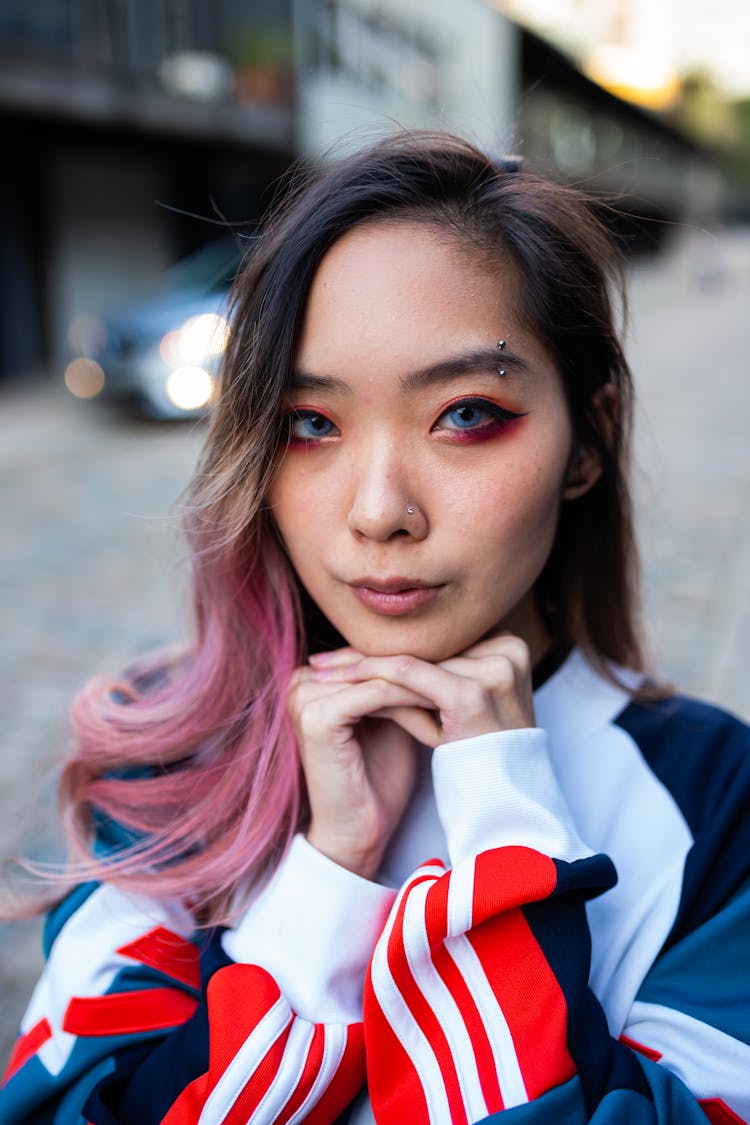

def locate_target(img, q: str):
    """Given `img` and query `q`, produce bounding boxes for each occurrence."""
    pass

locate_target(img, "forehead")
[296,220,530,367]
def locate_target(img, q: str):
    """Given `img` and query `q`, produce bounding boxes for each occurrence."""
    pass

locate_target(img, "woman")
[2,131,748,1124]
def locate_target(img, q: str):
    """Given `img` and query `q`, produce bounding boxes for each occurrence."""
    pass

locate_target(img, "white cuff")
[221,834,397,1023]
[432,727,594,867]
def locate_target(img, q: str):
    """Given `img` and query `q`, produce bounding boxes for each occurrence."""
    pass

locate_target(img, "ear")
[563,383,619,501]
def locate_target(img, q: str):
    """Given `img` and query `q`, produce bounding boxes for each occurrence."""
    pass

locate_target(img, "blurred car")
[65,237,241,420]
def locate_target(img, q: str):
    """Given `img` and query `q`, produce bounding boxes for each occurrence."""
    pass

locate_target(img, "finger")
[438,635,531,686]
[293,677,437,736]
[447,632,531,667]
[289,660,364,702]
[340,652,534,741]
[374,705,442,748]
[308,646,364,667]
[341,654,468,713]
[438,652,519,688]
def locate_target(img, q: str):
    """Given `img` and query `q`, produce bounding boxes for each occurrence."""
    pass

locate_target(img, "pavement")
[0,224,748,1069]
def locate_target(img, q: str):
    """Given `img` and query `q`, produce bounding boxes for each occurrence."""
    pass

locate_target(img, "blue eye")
[433,397,527,442]
[441,402,494,430]
[288,410,338,442]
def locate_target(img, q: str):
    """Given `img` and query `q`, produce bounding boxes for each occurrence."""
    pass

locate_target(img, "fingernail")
[308,651,334,664]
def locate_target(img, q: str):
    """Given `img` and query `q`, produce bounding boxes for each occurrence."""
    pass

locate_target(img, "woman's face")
[267,220,584,664]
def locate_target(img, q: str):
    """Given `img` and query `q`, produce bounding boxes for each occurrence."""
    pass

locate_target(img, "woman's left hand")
[310,633,536,748]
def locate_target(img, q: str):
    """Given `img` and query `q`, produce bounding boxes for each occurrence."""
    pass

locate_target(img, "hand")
[310,633,536,749]
[287,654,433,879]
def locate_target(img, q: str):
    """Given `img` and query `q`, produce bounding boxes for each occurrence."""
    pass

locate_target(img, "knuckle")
[463,680,487,711]
[491,657,515,692]
[395,655,415,677]
[298,694,327,732]
[507,636,531,670]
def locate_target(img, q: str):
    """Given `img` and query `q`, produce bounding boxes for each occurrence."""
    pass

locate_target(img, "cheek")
[456,450,569,560]
[267,475,317,559]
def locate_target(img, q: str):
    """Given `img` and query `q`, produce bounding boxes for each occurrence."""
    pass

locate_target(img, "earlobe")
[562,444,602,500]
[562,382,618,501]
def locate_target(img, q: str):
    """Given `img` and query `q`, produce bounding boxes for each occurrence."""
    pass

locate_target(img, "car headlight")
[166,365,214,411]
[160,313,230,367]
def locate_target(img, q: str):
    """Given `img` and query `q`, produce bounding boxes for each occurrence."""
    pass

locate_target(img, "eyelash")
[286,409,340,445]
[285,397,526,447]
[432,397,527,442]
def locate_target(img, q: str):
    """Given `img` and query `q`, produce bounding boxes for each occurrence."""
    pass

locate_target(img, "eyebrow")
[400,347,529,391]
[290,346,529,395]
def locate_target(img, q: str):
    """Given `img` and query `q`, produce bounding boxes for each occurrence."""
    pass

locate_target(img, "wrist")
[306,823,385,881]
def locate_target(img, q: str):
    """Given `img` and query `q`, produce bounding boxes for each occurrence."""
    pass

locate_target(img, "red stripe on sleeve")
[220,1020,293,1125]
[472,848,557,927]
[468,908,576,1099]
[63,988,199,1036]
[431,943,505,1115]
[423,871,504,1115]
[160,964,365,1125]
[699,1098,748,1125]
[274,1023,326,1125]
[384,875,469,1125]
[619,1033,663,1062]
[422,864,451,948]
[364,964,432,1125]
[116,926,201,991]
[161,965,284,1122]
[303,1023,367,1125]
[1,1017,53,1084]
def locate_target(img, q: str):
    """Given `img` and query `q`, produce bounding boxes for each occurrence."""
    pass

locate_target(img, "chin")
[344,623,482,664]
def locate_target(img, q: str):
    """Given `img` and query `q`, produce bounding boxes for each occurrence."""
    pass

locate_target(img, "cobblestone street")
[1,226,749,1067]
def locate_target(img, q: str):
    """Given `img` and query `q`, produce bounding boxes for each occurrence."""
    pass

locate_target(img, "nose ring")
[406,506,415,515]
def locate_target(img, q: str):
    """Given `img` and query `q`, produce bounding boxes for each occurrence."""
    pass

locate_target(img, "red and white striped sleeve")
[1,836,395,1125]
[363,728,616,1123]
[158,833,397,1124]
[362,726,745,1124]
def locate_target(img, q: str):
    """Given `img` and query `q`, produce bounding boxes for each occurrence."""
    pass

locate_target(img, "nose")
[346,441,427,542]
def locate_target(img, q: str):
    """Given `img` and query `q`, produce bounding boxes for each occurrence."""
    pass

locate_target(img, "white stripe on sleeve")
[284,1024,348,1125]
[625,1000,750,1119]
[197,994,290,1125]
[401,876,488,1123]
[368,865,451,1125]
[443,934,528,1109]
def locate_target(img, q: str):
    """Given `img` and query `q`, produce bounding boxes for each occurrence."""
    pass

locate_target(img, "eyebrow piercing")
[497,339,506,350]
[497,367,507,377]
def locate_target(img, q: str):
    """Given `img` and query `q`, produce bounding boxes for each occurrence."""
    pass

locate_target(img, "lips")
[349,577,444,616]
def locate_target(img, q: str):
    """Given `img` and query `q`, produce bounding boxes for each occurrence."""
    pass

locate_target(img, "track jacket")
[1,648,749,1124]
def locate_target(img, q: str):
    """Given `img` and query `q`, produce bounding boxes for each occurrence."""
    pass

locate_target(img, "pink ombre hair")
[58,531,303,924]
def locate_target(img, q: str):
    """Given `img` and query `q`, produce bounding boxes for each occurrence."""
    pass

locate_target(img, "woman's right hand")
[287,651,431,880]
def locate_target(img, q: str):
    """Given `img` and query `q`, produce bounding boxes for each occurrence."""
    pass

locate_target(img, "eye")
[288,409,339,442]
[433,397,525,434]
[440,401,495,430]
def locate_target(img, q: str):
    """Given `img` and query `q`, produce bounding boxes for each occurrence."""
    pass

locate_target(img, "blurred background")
[1,0,749,1064]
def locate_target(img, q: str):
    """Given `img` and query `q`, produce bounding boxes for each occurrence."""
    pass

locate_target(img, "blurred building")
[518,30,722,248]
[293,2,723,244]
[497,0,750,101]
[292,0,517,155]
[0,0,296,379]
[0,0,726,384]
